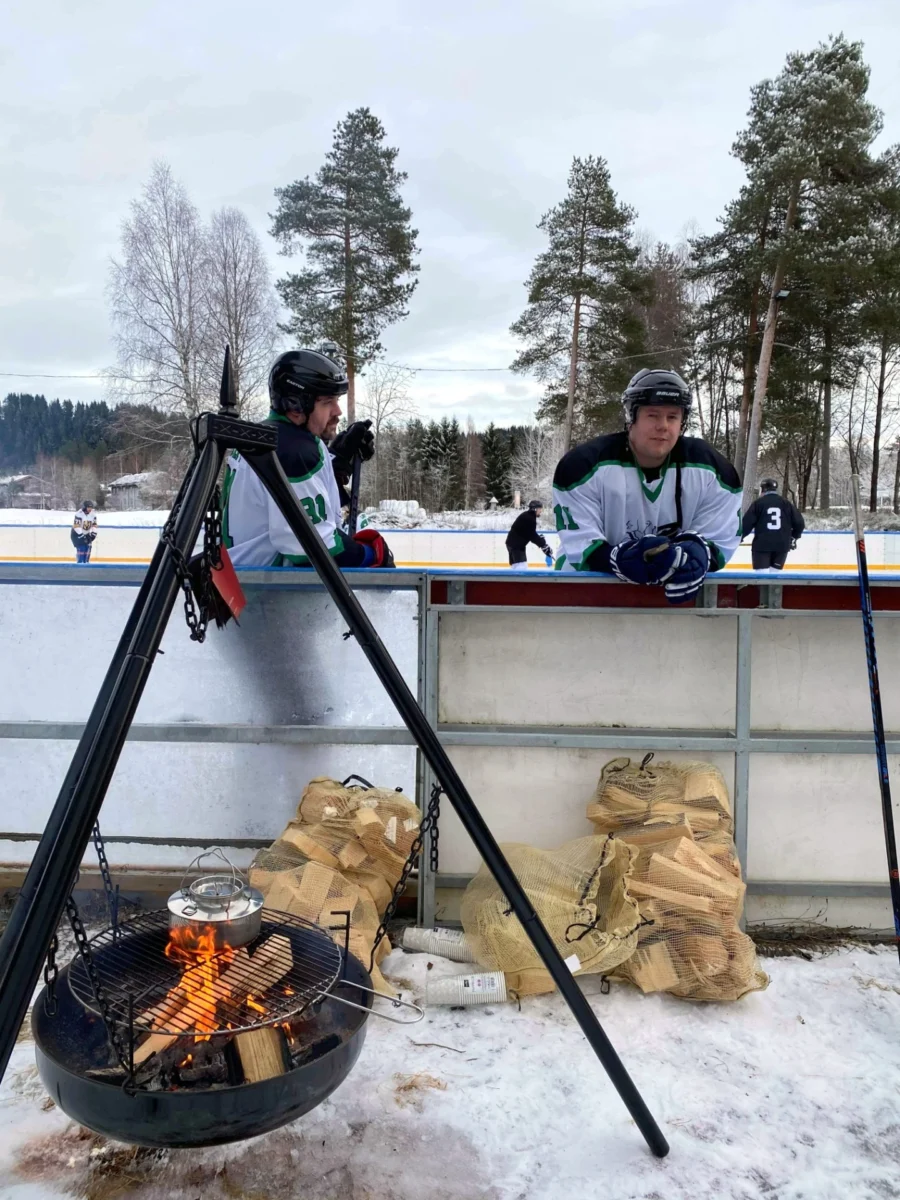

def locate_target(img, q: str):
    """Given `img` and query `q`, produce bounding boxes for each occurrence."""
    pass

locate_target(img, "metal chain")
[42,932,59,1016]
[429,785,440,874]
[370,781,443,968]
[91,822,118,932]
[160,482,223,644]
[64,896,133,1076]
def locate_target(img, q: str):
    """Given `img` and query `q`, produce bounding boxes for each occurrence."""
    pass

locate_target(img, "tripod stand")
[0,367,668,1158]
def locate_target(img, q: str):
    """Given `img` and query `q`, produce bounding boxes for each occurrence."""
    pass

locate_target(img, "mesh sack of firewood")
[250,855,394,996]
[460,835,640,998]
[588,757,768,1002]
[249,777,421,995]
[296,776,421,902]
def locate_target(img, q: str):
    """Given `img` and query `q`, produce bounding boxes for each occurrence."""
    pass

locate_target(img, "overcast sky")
[2,0,899,428]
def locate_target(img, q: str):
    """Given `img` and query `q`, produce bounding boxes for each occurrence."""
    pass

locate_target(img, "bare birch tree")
[509,425,566,507]
[358,361,417,502]
[107,162,210,419]
[203,207,280,418]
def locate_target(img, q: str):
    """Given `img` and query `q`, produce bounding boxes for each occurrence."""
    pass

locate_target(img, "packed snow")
[2,504,900,532]
[2,942,899,1200]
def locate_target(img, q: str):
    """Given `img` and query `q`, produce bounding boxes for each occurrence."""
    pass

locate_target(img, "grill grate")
[68,909,343,1038]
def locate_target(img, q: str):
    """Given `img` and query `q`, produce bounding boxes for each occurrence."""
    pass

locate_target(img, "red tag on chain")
[211,545,246,621]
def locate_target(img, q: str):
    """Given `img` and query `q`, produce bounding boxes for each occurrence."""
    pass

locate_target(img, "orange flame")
[162,925,235,1042]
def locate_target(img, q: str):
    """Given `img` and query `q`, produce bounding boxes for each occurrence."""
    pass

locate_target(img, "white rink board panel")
[1,739,415,849]
[438,611,736,729]
[0,583,418,726]
[746,753,899,883]
[435,746,736,875]
[751,615,900,732]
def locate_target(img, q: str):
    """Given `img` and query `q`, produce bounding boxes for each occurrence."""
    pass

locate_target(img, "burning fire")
[161,925,268,1041]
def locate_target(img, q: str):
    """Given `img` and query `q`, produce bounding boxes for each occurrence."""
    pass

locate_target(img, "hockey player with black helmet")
[551,369,742,602]
[223,349,394,568]
[505,499,554,569]
[741,477,804,570]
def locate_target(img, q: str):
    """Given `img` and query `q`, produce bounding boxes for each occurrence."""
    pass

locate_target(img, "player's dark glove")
[330,420,375,478]
[88,532,97,542]
[610,536,680,585]
[790,537,798,551]
[663,533,712,605]
[353,526,395,568]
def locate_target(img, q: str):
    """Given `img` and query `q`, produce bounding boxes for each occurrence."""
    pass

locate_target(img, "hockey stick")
[850,474,900,962]
[347,454,362,536]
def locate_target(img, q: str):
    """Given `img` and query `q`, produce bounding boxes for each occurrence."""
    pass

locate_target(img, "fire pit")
[32,908,419,1148]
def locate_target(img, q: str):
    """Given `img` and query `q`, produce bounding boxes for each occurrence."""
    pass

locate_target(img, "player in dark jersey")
[741,479,805,570]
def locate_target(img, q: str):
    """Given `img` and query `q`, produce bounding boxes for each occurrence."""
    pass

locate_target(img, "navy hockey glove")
[331,420,375,478]
[790,537,798,551]
[663,533,712,605]
[610,536,680,585]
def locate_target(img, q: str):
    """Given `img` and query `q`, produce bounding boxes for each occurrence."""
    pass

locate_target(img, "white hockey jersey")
[552,432,742,573]
[72,509,98,538]
[223,413,365,568]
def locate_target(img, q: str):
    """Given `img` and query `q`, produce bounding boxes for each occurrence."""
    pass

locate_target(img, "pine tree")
[271,108,420,421]
[731,35,884,506]
[481,423,512,506]
[510,155,646,448]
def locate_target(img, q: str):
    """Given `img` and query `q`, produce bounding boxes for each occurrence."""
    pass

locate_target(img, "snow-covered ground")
[2,943,899,1200]
[3,505,900,532]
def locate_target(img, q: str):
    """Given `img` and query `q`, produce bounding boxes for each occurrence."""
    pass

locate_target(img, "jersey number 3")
[766,507,782,531]
[301,495,328,525]
[553,504,579,532]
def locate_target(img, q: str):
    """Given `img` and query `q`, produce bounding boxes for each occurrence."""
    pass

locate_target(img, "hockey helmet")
[82,499,95,510]
[269,349,348,417]
[760,478,778,493]
[528,499,543,511]
[622,369,692,428]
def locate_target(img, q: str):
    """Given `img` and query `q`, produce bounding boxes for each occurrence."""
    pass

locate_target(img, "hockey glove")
[331,420,375,478]
[790,537,798,551]
[610,536,680,585]
[663,533,712,605]
[354,526,395,568]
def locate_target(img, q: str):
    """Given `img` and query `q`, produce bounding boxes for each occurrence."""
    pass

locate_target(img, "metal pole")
[347,455,362,536]
[0,438,226,1080]
[247,450,670,1158]
[850,474,900,961]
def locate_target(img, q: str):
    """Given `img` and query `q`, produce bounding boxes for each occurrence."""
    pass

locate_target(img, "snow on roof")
[109,471,166,488]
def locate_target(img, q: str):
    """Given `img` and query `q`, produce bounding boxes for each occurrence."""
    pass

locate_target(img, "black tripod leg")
[247,450,669,1158]
[0,438,226,1081]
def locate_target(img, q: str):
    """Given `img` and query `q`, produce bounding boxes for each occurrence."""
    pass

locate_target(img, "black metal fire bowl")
[32,938,373,1149]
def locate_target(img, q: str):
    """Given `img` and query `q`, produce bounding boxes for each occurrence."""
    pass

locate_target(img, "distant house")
[0,474,64,509]
[108,471,171,511]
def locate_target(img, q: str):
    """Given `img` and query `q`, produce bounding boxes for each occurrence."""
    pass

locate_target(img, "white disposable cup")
[425,971,508,1006]
[402,926,478,962]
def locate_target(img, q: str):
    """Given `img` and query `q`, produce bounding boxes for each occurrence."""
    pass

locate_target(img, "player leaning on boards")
[551,370,742,603]
[71,499,98,564]
[223,349,394,569]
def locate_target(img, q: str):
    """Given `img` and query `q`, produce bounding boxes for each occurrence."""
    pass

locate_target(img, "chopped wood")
[626,878,714,914]
[620,820,695,849]
[628,943,680,993]
[647,853,743,900]
[672,838,740,884]
[217,933,293,998]
[353,807,384,836]
[280,825,341,869]
[337,840,369,870]
[234,1026,287,1083]
[133,936,293,1067]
